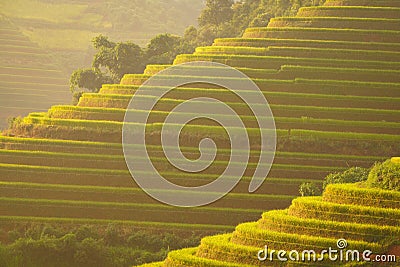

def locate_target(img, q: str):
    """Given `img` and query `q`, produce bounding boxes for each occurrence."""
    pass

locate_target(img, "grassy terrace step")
[0,44,46,54]
[198,233,373,266]
[324,0,400,8]
[164,247,252,267]
[230,222,383,253]
[0,66,63,76]
[49,104,400,125]
[0,146,380,170]
[22,111,400,136]
[0,216,232,233]
[258,209,400,244]
[43,106,400,135]
[0,197,262,226]
[268,17,400,31]
[0,33,30,42]
[194,46,400,62]
[0,80,68,90]
[0,136,384,165]
[78,92,400,111]
[125,66,400,84]
[0,159,336,186]
[0,182,293,210]
[323,183,400,209]
[173,54,400,71]
[0,86,68,95]
[297,6,400,19]
[0,38,39,47]
[242,27,400,43]
[0,142,343,178]
[0,51,49,62]
[11,117,400,154]
[213,37,400,52]
[0,161,312,195]
[288,197,400,227]
[143,64,280,78]
[102,79,400,98]
[0,73,66,84]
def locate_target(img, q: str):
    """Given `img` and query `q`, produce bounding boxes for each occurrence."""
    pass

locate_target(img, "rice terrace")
[0,0,399,266]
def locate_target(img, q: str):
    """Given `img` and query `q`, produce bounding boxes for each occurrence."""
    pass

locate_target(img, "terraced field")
[0,16,70,129]
[0,0,399,265]
[139,161,400,266]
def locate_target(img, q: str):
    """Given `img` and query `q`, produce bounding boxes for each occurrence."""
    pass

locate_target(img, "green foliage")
[198,0,235,27]
[69,68,109,94]
[323,167,370,190]
[145,34,188,65]
[367,159,400,191]
[92,35,145,81]
[299,182,321,196]
[0,223,201,267]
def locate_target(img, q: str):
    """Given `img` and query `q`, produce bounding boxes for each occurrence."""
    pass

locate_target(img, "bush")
[323,167,369,190]
[367,159,400,191]
[299,182,321,196]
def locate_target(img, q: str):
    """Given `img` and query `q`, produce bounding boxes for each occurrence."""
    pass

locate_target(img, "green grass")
[231,221,383,252]
[165,246,252,267]
[101,78,400,98]
[0,161,339,180]
[138,63,400,84]
[1,0,89,24]
[297,6,400,19]
[213,37,400,52]
[0,181,293,201]
[45,105,400,134]
[288,196,400,227]
[324,0,400,8]
[50,103,400,124]
[80,90,400,111]
[0,181,294,211]
[22,28,100,51]
[195,46,400,62]
[259,209,400,243]
[0,197,262,226]
[323,183,400,209]
[1,135,384,163]
[0,215,233,232]
[173,53,400,70]
[268,17,400,31]
[242,27,400,43]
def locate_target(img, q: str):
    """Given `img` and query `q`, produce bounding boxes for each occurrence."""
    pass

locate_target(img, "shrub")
[367,159,400,191]
[299,182,321,196]
[323,167,369,190]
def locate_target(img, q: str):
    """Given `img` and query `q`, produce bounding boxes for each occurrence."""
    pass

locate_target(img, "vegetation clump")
[323,166,369,190]
[367,158,400,191]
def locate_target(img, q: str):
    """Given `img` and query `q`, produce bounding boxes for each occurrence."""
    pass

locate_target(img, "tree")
[92,36,144,81]
[145,34,182,64]
[69,68,112,104]
[70,68,104,94]
[198,0,235,27]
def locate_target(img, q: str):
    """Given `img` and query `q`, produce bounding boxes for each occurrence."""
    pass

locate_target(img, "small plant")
[323,167,369,190]
[367,159,400,191]
[299,182,321,196]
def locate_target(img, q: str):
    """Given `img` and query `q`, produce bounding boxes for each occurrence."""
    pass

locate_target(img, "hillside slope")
[141,158,400,266]
[0,0,399,263]
[0,16,70,130]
